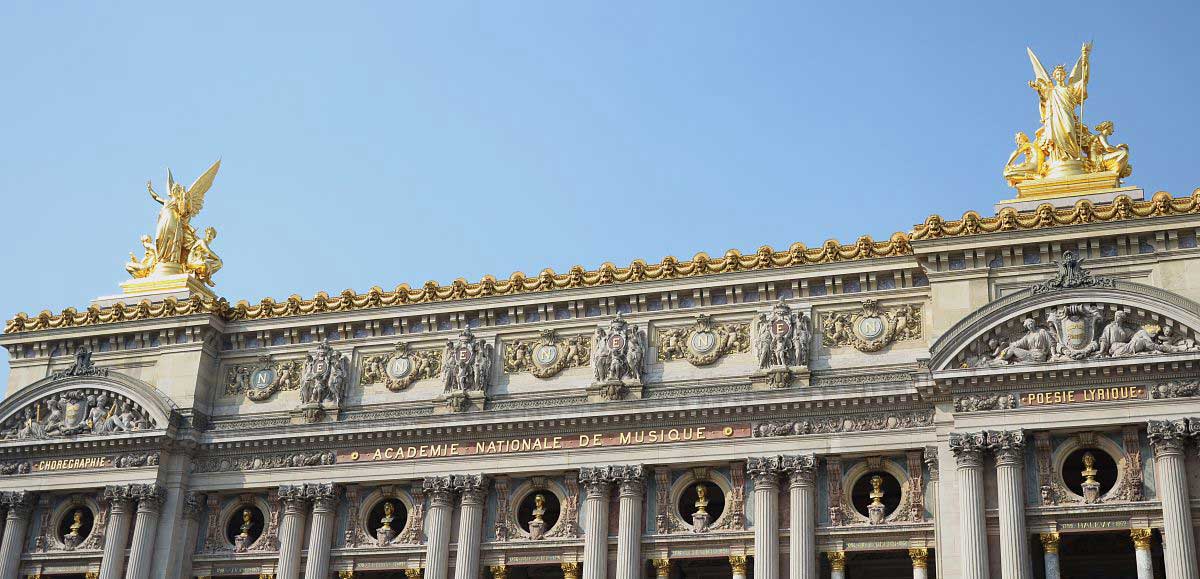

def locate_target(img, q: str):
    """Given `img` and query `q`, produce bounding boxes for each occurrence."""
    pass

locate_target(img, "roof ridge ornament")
[1031,250,1115,294]
[52,348,108,380]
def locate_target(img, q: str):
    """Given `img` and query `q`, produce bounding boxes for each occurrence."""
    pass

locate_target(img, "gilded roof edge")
[5,190,1199,336]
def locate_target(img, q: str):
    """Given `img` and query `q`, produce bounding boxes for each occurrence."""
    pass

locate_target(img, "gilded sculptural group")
[126,160,224,285]
[656,314,750,367]
[821,300,922,353]
[1004,44,1131,187]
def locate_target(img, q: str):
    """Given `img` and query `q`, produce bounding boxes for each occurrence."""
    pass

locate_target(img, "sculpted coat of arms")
[751,300,812,369]
[591,314,647,384]
[441,329,493,393]
[821,300,922,353]
[657,314,750,366]
[360,343,441,391]
[504,329,591,379]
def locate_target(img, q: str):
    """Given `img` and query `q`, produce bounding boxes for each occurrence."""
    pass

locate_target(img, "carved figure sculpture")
[997,318,1057,364]
[1086,121,1131,177]
[62,510,84,549]
[691,483,711,532]
[234,508,254,552]
[590,314,646,383]
[376,501,396,545]
[299,341,349,405]
[752,300,811,368]
[1080,452,1102,503]
[867,475,886,524]
[440,329,493,392]
[134,160,222,281]
[528,493,547,540]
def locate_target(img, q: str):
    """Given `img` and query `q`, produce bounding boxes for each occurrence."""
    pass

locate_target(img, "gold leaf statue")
[126,160,223,286]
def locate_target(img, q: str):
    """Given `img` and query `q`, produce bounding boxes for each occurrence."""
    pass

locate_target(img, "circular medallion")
[532,343,560,368]
[607,333,627,351]
[689,330,718,354]
[855,316,886,340]
[312,359,329,375]
[456,346,474,365]
[386,357,413,380]
[250,369,276,390]
[770,319,791,337]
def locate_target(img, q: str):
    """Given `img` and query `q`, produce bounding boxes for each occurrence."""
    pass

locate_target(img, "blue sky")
[1,1,1197,384]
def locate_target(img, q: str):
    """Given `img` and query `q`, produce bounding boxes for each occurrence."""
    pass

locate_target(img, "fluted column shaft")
[1131,529,1154,579]
[99,488,134,579]
[1039,533,1060,579]
[1149,420,1199,579]
[453,476,489,579]
[424,477,456,579]
[990,431,1032,579]
[950,433,988,579]
[784,456,817,579]
[305,485,341,579]
[125,485,166,579]
[580,470,612,579]
[614,466,645,579]
[276,488,310,579]
[0,492,33,579]
[748,458,781,579]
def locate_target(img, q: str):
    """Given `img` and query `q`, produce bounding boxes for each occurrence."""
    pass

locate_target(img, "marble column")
[305,484,341,579]
[826,552,846,579]
[0,491,34,579]
[728,556,747,579]
[747,456,781,579]
[98,486,134,579]
[561,563,581,579]
[614,465,646,579]
[909,548,928,579]
[423,476,457,579]
[276,484,312,579]
[651,558,671,579]
[125,484,167,579]
[453,475,489,579]
[783,455,817,579]
[579,467,613,579]
[1148,419,1199,579]
[1131,529,1154,579]
[949,432,989,579]
[988,430,1032,579]
[1039,533,1060,579]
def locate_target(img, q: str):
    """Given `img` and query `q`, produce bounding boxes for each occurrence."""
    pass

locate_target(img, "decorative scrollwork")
[821,300,922,353]
[504,330,591,379]
[224,356,302,401]
[657,315,750,367]
[361,343,441,391]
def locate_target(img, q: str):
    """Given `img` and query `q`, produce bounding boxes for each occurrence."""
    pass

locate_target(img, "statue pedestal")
[587,380,644,403]
[1082,481,1102,504]
[868,503,886,525]
[528,519,546,540]
[94,273,216,307]
[750,366,809,390]
[691,512,711,533]
[997,173,1139,212]
[291,402,339,425]
[375,528,395,546]
[434,390,486,414]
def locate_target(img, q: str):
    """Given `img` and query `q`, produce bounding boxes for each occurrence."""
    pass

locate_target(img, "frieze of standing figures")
[441,329,493,395]
[656,315,750,367]
[223,356,301,401]
[504,330,591,379]
[361,342,441,391]
[751,410,934,438]
[0,388,157,441]
[821,300,921,353]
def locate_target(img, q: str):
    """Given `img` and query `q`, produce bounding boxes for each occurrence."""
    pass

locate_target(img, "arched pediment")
[0,358,178,443]
[929,279,1200,372]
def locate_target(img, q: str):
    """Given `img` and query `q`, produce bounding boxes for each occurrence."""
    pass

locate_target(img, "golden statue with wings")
[126,160,223,286]
[1004,43,1131,195]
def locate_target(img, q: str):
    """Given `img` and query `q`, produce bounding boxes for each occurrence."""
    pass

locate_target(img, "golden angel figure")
[1026,44,1090,174]
[134,160,221,280]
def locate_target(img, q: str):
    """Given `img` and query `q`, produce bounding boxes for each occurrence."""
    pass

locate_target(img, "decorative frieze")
[360,343,441,392]
[954,394,1017,412]
[821,300,922,353]
[504,330,591,378]
[752,410,934,437]
[656,315,750,366]
[1152,380,1200,399]
[193,450,336,473]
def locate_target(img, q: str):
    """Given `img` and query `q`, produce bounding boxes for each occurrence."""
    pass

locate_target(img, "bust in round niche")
[370,499,408,546]
[851,472,901,524]
[226,505,265,552]
[678,481,725,532]
[517,491,560,539]
[1062,448,1118,503]
[59,507,94,550]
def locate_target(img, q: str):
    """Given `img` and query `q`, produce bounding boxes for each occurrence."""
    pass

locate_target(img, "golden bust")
[869,475,885,506]
[694,483,709,515]
[380,501,395,531]
[1081,451,1099,485]
[532,493,546,521]
[239,508,252,537]
[66,509,83,537]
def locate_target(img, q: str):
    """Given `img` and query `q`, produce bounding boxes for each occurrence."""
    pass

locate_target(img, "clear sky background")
[1,1,1198,385]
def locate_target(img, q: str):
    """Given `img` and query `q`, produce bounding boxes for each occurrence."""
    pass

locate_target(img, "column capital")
[578,466,614,497]
[987,429,1027,466]
[728,556,748,575]
[454,474,489,505]
[103,484,135,508]
[1039,532,1060,554]
[311,482,342,512]
[908,547,928,569]
[129,483,167,513]
[423,475,457,505]
[488,565,507,579]
[560,562,581,579]
[651,558,671,579]
[781,454,817,487]
[612,464,646,496]
[826,551,846,572]
[949,431,988,467]
[0,490,34,517]
[404,569,422,579]
[1131,528,1153,550]
[746,455,782,488]
[1148,419,1194,457]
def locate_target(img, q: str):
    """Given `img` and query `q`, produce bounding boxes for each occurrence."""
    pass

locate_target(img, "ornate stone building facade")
[2,46,1200,579]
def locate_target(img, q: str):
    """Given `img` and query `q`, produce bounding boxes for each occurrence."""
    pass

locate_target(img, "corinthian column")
[1039,533,1060,579]
[728,556,747,579]
[826,551,846,579]
[988,430,1032,579]
[0,491,34,579]
[453,475,490,579]
[424,476,457,579]
[747,456,781,579]
[1131,529,1154,579]
[305,484,341,579]
[98,486,134,579]
[276,484,312,579]
[909,548,928,579]
[125,484,167,579]
[579,467,614,579]
[613,465,646,579]
[949,432,989,579]
[782,455,816,579]
[1148,419,1199,579]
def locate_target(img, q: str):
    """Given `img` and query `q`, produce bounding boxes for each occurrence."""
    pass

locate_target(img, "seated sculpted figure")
[998,318,1057,364]
[1109,325,1178,357]
[1004,131,1044,186]
[125,235,157,278]
[185,226,223,287]
[1098,311,1135,356]
[1086,121,1131,177]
